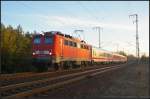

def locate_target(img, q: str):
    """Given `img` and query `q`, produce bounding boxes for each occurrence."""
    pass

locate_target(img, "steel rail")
[1,63,121,80]
[3,64,125,99]
[0,66,89,80]
[1,62,132,92]
[1,63,121,86]
[0,72,35,81]
[1,65,116,92]
[2,62,137,99]
[1,72,34,77]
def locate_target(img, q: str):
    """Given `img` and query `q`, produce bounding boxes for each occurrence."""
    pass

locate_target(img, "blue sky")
[1,1,149,56]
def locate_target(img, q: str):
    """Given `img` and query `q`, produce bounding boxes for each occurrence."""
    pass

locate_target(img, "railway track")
[1,72,34,78]
[1,63,122,86]
[1,62,134,99]
[1,63,122,79]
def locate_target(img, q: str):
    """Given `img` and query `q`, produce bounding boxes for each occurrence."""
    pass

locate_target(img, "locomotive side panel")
[52,35,63,63]
[62,38,91,63]
[63,38,77,61]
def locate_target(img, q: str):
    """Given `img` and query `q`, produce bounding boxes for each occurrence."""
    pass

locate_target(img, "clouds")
[37,14,135,31]
[2,12,136,32]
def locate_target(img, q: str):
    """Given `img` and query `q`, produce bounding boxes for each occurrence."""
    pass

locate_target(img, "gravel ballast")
[30,61,149,99]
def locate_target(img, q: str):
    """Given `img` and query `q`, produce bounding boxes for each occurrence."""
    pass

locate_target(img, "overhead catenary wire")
[19,1,87,39]
[17,1,67,30]
[76,1,101,23]
[56,3,86,39]
[76,1,107,48]
[17,1,137,57]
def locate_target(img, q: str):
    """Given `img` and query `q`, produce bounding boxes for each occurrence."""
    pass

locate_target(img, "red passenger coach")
[32,31,91,71]
[112,53,127,62]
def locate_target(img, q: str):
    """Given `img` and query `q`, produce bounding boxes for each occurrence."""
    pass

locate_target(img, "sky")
[1,1,149,57]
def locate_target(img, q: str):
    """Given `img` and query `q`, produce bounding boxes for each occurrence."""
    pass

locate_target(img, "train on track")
[32,31,127,71]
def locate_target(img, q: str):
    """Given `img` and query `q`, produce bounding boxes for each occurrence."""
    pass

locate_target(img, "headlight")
[49,52,52,55]
[32,52,35,55]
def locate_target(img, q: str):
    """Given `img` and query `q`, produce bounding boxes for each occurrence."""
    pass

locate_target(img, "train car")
[91,46,127,64]
[32,31,127,71]
[91,46,113,64]
[32,31,91,71]
[112,53,127,63]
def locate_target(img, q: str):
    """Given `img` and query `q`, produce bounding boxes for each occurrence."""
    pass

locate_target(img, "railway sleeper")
[1,63,127,99]
[2,65,126,99]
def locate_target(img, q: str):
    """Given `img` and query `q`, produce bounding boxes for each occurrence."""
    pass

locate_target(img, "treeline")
[1,23,35,73]
[140,54,149,63]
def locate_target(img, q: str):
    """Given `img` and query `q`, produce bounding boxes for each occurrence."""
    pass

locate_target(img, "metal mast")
[93,26,102,48]
[129,14,140,59]
[73,30,84,39]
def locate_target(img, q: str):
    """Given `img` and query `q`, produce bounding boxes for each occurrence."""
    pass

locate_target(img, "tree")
[141,54,149,63]
[117,51,127,56]
[16,24,23,34]
[1,23,33,73]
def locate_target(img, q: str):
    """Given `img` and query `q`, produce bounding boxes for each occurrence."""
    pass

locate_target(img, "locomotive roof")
[33,31,87,44]
[33,33,43,37]
[45,31,88,45]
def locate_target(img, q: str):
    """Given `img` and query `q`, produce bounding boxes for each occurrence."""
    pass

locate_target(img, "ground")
[30,61,149,99]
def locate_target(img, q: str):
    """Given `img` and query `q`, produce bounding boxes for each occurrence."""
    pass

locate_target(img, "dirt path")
[30,61,149,99]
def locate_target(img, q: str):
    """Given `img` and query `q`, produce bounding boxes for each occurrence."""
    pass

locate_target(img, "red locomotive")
[32,31,127,71]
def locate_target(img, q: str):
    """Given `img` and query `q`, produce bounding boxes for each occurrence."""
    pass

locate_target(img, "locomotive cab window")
[74,42,77,47]
[45,36,53,44]
[69,41,73,46]
[64,40,68,45]
[33,37,41,44]
[73,42,77,47]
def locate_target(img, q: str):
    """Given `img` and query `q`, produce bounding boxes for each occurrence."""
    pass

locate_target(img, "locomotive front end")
[32,32,54,71]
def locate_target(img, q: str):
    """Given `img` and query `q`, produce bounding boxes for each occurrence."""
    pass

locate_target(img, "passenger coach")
[91,47,127,64]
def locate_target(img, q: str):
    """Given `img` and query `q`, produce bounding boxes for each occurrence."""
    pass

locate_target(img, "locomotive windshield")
[45,36,53,44]
[33,37,41,44]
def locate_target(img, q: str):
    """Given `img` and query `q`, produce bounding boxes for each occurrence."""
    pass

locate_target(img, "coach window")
[83,45,85,49]
[108,54,111,57]
[45,36,53,44]
[82,45,84,49]
[104,53,107,57]
[85,45,87,49]
[85,45,88,49]
[93,51,94,55]
[84,45,86,49]
[87,46,89,50]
